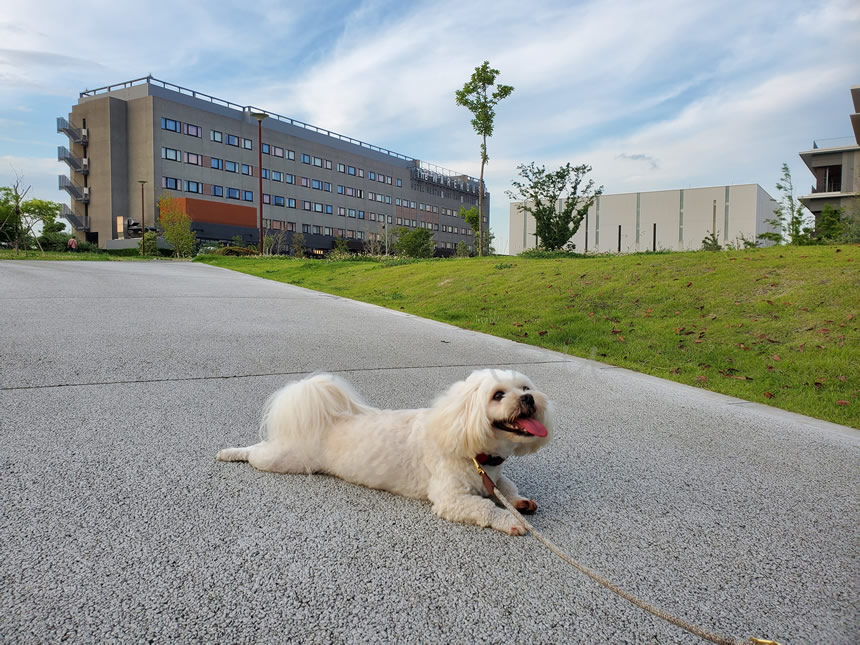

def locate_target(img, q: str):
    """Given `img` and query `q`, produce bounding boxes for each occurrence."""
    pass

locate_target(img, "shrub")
[212,246,255,256]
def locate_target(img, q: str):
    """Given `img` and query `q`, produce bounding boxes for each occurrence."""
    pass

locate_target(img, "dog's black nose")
[521,393,534,406]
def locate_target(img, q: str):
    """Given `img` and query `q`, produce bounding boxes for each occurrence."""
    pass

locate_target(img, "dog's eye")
[492,391,505,401]
[522,386,530,391]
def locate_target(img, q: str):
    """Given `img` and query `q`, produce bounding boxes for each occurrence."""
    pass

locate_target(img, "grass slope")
[198,246,859,427]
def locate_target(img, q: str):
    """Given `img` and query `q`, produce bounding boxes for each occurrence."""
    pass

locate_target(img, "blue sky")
[1,0,858,252]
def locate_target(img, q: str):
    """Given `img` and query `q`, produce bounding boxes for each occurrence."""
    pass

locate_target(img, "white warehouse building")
[509,183,779,254]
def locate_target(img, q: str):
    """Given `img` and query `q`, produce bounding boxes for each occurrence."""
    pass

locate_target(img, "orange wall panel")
[177,197,256,227]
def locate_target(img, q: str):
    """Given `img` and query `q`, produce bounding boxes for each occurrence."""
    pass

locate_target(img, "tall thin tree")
[455,61,513,256]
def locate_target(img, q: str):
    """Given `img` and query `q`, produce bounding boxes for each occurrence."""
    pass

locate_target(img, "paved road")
[1,260,857,644]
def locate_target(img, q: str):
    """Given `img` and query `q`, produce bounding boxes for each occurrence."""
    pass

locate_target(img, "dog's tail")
[260,373,373,457]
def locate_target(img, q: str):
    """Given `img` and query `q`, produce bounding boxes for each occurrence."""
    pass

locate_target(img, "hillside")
[197,245,859,427]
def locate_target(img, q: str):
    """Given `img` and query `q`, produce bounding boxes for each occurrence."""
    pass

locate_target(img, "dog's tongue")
[514,417,548,437]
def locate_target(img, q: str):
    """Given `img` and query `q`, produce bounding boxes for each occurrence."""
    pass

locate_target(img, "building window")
[395,198,401,206]
[396,178,402,187]
[369,212,376,221]
[355,231,363,240]
[227,134,239,146]
[302,200,311,211]
[357,210,365,219]
[261,168,269,179]
[369,191,375,201]
[324,160,332,170]
[338,207,346,216]
[225,160,237,173]
[212,185,224,197]
[324,227,332,235]
[385,196,391,205]
[285,174,295,184]
[185,152,200,166]
[288,198,296,208]
[161,147,180,161]
[313,203,323,213]
[287,149,295,160]
[337,163,345,173]
[263,193,271,204]
[272,170,283,182]
[273,146,284,158]
[324,182,331,192]
[347,166,356,176]
[242,164,252,176]
[301,177,310,188]
[313,225,321,234]
[357,168,364,178]
[301,153,311,164]
[369,171,376,181]
[242,190,254,202]
[184,123,201,137]
[185,180,201,193]
[377,174,384,183]
[348,209,356,218]
[386,176,392,185]
[242,138,252,150]
[346,187,354,197]
[161,117,180,132]
[325,204,333,214]
[346,230,355,239]
[313,157,322,167]
[210,130,223,143]
[262,143,270,154]
[162,176,179,190]
[397,217,402,225]
[227,187,240,199]
[337,185,345,195]
[274,195,285,207]
[302,224,311,233]
[312,179,322,190]
[211,157,223,170]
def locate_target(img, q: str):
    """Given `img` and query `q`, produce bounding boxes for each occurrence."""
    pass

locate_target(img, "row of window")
[160,176,472,236]
[162,116,406,188]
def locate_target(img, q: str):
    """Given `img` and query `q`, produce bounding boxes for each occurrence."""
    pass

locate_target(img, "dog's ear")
[425,377,494,457]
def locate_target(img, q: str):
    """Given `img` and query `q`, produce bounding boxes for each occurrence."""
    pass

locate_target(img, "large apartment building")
[58,76,487,253]
[509,184,778,255]
[798,86,860,220]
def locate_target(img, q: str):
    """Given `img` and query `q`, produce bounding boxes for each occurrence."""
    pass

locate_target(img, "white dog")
[216,369,553,535]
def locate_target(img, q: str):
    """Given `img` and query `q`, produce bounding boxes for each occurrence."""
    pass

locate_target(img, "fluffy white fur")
[216,369,554,535]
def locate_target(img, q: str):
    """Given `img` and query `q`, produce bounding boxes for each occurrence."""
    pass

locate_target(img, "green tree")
[506,162,603,251]
[839,198,860,243]
[393,227,435,258]
[33,201,70,251]
[157,194,196,257]
[0,176,30,252]
[455,240,470,257]
[455,61,514,256]
[760,163,813,245]
[815,204,843,242]
[291,231,306,258]
[459,205,495,254]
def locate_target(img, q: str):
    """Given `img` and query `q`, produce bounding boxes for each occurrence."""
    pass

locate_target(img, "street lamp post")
[138,179,147,255]
[250,111,268,254]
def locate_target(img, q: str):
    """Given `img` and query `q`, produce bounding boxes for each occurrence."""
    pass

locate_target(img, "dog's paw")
[492,513,528,536]
[515,498,538,514]
[507,524,527,536]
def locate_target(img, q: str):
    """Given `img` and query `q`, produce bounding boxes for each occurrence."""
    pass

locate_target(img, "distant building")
[798,86,860,220]
[509,184,778,255]
[58,76,487,253]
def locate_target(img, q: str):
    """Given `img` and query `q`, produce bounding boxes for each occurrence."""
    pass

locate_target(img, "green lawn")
[197,246,859,428]
[0,249,157,261]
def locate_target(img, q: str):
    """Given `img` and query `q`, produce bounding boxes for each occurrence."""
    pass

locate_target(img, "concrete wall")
[509,184,776,254]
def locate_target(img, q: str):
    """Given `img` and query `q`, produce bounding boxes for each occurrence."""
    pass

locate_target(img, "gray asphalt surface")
[1,259,857,644]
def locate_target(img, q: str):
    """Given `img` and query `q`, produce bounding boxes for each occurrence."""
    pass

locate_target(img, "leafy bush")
[393,227,434,258]
[519,248,584,259]
[212,246,255,256]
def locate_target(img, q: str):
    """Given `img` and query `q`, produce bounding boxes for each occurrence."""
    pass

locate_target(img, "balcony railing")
[409,165,486,196]
[812,136,857,149]
[59,175,90,203]
[58,146,88,175]
[60,204,89,231]
[57,117,88,145]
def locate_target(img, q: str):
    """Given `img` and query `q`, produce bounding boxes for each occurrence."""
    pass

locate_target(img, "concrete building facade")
[58,76,487,253]
[798,86,860,220]
[509,184,778,255]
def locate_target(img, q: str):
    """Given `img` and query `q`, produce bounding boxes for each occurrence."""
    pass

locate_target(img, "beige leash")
[472,458,782,645]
